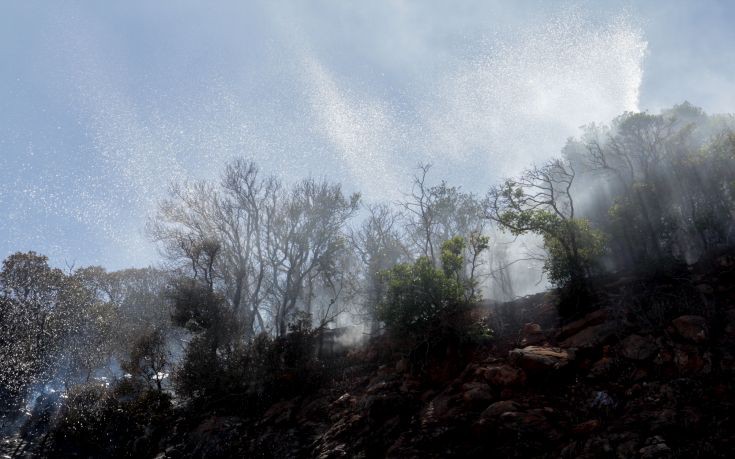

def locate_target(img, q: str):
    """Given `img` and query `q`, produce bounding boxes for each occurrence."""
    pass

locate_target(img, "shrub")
[49,380,171,458]
[375,238,489,360]
[543,218,606,287]
[169,279,228,333]
[376,257,465,339]
[123,327,170,391]
[174,313,324,412]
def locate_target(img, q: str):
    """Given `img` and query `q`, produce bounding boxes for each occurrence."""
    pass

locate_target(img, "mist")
[0,2,650,270]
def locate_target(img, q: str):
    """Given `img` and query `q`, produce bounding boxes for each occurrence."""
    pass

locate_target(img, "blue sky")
[1,1,735,269]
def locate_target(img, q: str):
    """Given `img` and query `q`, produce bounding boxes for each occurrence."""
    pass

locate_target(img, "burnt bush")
[174,313,326,414]
[48,379,171,458]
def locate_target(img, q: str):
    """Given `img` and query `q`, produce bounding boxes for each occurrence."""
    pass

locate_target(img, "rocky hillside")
[137,253,734,458]
[9,253,729,458]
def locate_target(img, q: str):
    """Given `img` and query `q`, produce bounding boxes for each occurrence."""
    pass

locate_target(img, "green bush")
[543,218,606,287]
[376,256,465,338]
[375,238,489,356]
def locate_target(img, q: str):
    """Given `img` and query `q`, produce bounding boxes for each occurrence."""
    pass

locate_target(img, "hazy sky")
[2,1,734,269]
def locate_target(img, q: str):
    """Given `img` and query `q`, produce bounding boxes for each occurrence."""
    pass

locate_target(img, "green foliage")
[440,236,466,279]
[376,256,465,338]
[375,237,487,353]
[487,159,610,290]
[497,201,606,287]
[542,218,606,286]
[570,105,735,267]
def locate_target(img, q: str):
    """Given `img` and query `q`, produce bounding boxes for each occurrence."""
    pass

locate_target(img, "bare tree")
[349,203,409,332]
[400,163,437,261]
[266,178,359,336]
[149,160,278,337]
[400,163,488,267]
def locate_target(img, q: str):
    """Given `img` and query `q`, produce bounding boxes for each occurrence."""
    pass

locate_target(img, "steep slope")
[145,253,735,458]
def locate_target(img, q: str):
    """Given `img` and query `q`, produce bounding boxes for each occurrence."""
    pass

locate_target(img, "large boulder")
[480,364,526,386]
[671,315,708,343]
[557,309,608,341]
[461,382,494,407]
[559,322,617,349]
[497,408,560,441]
[588,356,615,378]
[481,400,522,418]
[620,334,658,360]
[520,323,546,346]
[639,439,672,459]
[571,419,600,435]
[508,346,574,374]
[425,389,463,420]
[673,345,712,375]
[724,309,735,338]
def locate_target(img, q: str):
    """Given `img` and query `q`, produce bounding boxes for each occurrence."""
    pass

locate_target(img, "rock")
[385,435,421,458]
[557,309,608,341]
[427,390,462,420]
[508,346,574,374]
[720,351,735,372]
[588,356,615,378]
[332,393,356,409]
[724,309,735,338]
[679,406,702,429]
[481,364,526,386]
[498,409,560,441]
[630,367,650,381]
[521,322,546,345]
[395,358,410,374]
[461,382,494,406]
[362,393,406,422]
[616,439,639,458]
[572,419,600,435]
[673,346,711,375]
[716,253,735,268]
[187,416,244,458]
[579,435,613,456]
[620,334,658,360]
[400,377,421,393]
[639,409,677,433]
[366,378,398,395]
[481,400,521,418]
[559,322,617,349]
[639,436,672,458]
[654,346,674,365]
[262,400,296,425]
[300,397,330,422]
[639,443,672,459]
[671,315,708,343]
